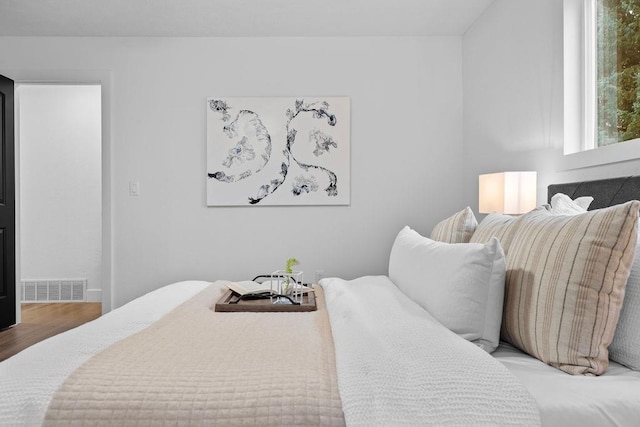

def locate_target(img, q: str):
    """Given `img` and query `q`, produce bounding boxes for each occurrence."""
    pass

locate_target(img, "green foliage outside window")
[597,0,640,146]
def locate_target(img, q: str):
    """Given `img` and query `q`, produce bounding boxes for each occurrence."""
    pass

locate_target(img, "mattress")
[494,342,640,427]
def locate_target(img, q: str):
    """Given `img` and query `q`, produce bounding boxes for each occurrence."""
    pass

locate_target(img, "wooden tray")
[214,288,317,312]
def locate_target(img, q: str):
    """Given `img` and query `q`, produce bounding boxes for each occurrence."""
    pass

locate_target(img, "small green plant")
[285,257,299,274]
[282,258,299,295]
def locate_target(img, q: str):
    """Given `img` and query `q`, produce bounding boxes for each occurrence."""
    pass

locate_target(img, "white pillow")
[609,232,640,371]
[549,193,594,215]
[388,226,506,353]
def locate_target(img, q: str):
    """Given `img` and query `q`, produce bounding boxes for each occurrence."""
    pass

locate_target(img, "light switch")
[129,181,140,196]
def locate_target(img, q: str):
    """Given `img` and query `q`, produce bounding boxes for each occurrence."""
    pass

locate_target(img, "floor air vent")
[21,279,87,302]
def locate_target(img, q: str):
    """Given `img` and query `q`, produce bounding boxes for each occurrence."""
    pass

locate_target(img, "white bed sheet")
[494,342,640,427]
[0,280,210,426]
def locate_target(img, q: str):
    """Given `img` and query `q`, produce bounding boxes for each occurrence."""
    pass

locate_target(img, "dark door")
[0,75,15,330]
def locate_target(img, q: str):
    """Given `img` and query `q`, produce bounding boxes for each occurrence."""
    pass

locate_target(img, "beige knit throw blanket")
[44,282,345,426]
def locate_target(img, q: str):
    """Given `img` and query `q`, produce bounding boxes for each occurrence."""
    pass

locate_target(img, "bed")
[1,176,639,426]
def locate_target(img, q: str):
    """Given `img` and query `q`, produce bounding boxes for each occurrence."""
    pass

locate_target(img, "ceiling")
[0,0,495,37]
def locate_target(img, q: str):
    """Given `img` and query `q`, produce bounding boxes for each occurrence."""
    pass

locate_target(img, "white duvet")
[321,276,541,426]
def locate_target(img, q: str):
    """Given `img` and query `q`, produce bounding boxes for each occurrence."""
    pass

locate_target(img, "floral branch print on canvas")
[245,99,339,204]
[285,100,339,198]
[206,97,350,206]
[207,102,272,184]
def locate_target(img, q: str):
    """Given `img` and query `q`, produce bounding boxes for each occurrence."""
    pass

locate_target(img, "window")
[594,0,640,147]
[564,0,640,166]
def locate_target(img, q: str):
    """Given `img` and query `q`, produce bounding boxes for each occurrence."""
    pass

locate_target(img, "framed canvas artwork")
[206,97,350,206]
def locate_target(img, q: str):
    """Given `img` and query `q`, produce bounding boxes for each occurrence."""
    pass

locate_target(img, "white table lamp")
[479,171,537,214]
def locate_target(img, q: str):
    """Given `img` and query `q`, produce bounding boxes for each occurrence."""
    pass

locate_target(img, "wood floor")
[0,302,102,362]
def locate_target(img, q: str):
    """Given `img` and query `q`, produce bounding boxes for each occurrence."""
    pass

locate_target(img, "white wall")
[18,84,102,299]
[462,0,640,211]
[0,36,465,308]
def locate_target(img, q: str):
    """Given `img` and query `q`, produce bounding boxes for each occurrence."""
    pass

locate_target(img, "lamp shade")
[479,172,537,214]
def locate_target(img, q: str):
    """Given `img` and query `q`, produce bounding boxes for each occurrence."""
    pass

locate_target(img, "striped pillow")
[468,212,518,251]
[471,201,640,375]
[430,207,477,243]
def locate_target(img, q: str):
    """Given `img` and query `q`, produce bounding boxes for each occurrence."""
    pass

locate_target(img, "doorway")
[17,84,102,321]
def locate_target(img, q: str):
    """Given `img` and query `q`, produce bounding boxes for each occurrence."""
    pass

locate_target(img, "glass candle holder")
[270,270,304,304]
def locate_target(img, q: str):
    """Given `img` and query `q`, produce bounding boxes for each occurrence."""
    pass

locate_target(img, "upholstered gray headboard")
[548,176,640,210]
